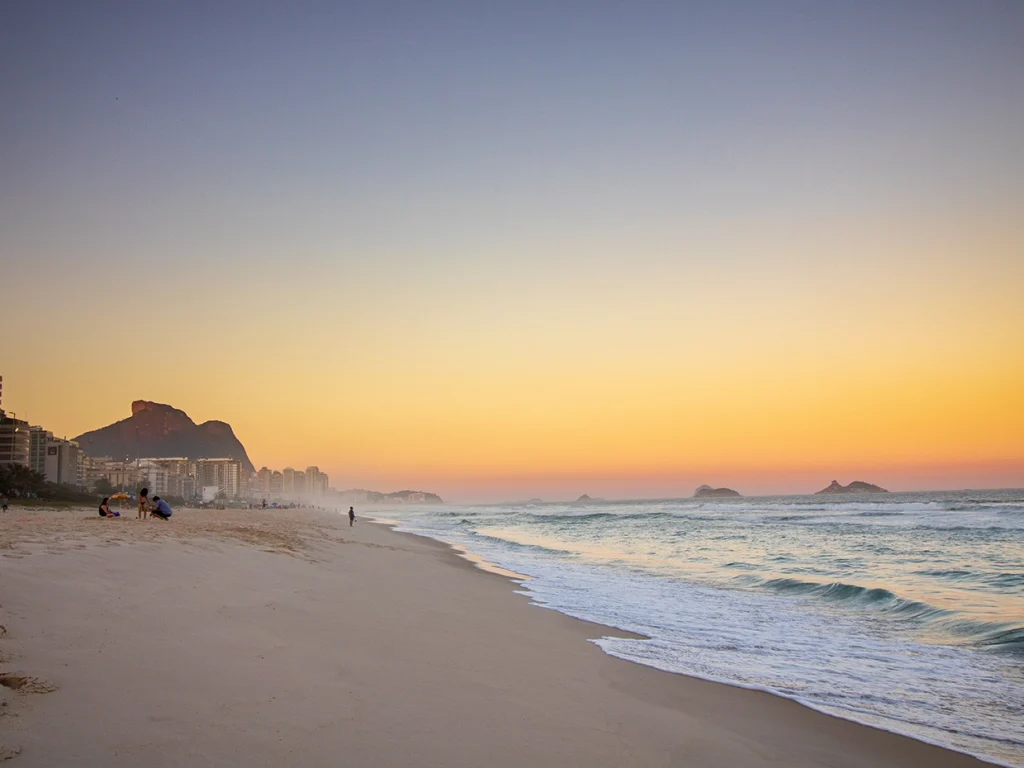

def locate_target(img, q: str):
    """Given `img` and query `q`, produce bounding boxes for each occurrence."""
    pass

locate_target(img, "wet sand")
[0,506,992,767]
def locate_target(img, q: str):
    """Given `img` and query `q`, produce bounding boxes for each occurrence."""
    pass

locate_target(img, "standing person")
[348,506,356,527]
[138,487,150,519]
[150,496,173,521]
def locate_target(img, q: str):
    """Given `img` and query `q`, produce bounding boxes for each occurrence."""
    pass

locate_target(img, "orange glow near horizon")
[3,221,1022,501]
[2,3,1023,502]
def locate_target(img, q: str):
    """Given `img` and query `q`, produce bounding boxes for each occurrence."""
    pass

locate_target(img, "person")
[2,497,9,513]
[138,487,150,519]
[150,496,173,520]
[261,498,267,510]
[348,506,356,527]
[99,497,119,518]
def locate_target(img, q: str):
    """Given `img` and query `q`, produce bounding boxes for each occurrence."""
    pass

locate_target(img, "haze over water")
[385,491,1024,766]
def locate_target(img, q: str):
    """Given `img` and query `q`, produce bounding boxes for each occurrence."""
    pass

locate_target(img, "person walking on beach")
[348,506,356,527]
[138,487,150,519]
[150,496,173,520]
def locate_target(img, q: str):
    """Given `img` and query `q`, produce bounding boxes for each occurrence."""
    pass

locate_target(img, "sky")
[1,1,1022,502]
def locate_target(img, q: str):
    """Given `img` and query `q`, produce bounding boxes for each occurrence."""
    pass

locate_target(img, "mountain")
[815,480,888,494]
[694,485,741,498]
[74,401,255,472]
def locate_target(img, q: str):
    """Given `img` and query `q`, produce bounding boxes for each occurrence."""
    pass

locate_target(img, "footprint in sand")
[0,744,21,761]
[0,675,58,695]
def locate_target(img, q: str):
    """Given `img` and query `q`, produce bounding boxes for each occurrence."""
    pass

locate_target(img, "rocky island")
[694,485,742,498]
[815,480,888,494]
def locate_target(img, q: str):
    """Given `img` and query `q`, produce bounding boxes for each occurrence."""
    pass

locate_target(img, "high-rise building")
[282,467,295,497]
[257,467,272,494]
[240,470,254,501]
[138,458,197,499]
[0,376,29,469]
[28,426,51,474]
[0,413,31,469]
[196,458,243,499]
[43,437,83,486]
[305,466,328,498]
[294,470,306,498]
[82,456,142,492]
[270,470,283,496]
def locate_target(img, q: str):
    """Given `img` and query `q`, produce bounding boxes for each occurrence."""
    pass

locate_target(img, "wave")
[973,626,1024,654]
[524,510,672,524]
[761,577,945,613]
[915,568,974,579]
[758,576,1024,651]
[914,569,1024,589]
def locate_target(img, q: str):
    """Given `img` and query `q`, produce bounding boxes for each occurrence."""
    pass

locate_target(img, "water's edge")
[375,516,1011,768]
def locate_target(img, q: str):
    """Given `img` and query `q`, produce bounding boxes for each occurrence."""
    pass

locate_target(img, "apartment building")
[196,458,243,499]
[43,437,83,486]
[0,412,30,468]
[305,466,329,498]
[138,458,197,499]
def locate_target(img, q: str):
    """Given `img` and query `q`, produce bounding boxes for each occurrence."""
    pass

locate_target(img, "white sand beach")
[0,506,992,767]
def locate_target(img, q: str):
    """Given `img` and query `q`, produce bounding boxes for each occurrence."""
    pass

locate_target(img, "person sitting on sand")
[99,498,120,518]
[138,487,150,519]
[150,496,173,520]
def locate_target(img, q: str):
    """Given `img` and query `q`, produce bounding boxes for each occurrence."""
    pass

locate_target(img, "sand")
[0,505,992,767]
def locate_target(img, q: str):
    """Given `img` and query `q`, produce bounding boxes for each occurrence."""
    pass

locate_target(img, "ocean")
[377,490,1024,766]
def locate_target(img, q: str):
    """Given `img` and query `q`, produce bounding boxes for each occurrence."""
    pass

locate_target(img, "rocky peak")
[75,401,254,471]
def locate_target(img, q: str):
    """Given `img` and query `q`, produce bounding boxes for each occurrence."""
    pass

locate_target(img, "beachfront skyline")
[2,2,1022,501]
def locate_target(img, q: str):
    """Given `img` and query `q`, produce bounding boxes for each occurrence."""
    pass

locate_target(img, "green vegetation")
[0,464,96,503]
[40,483,96,503]
[93,477,118,496]
[0,464,45,495]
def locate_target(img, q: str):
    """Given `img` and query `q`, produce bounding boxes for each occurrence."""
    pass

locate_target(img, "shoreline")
[372,514,1012,768]
[0,506,998,767]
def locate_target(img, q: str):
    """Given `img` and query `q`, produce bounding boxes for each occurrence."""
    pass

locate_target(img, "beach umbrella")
[108,492,131,500]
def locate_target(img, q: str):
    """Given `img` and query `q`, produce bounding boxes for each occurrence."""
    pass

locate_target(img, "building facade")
[0,413,31,469]
[82,456,143,493]
[305,466,329,498]
[257,467,272,494]
[196,458,243,499]
[137,458,197,499]
[43,437,83,486]
[28,426,52,474]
